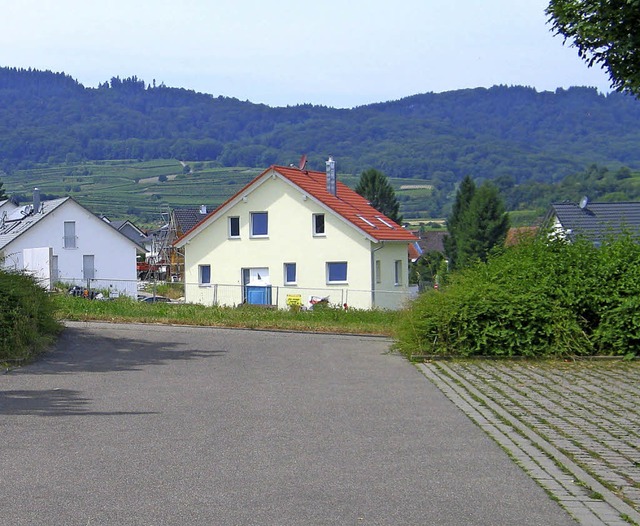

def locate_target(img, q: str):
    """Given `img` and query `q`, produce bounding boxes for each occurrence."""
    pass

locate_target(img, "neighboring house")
[106,218,149,247]
[0,191,144,295]
[174,160,418,310]
[505,226,538,246]
[0,198,18,215]
[410,229,447,255]
[545,199,640,245]
[166,206,210,279]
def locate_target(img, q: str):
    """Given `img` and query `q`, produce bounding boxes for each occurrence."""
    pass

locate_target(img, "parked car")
[139,295,172,303]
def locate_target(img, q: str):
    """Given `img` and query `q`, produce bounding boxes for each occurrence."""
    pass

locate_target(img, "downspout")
[370,241,384,308]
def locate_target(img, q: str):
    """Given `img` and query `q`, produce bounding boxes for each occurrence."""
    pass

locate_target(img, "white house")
[174,159,418,310]
[0,198,18,215]
[545,199,640,245]
[0,191,144,296]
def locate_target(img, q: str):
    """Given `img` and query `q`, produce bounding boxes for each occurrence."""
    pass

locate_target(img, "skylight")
[356,214,377,228]
[375,216,395,229]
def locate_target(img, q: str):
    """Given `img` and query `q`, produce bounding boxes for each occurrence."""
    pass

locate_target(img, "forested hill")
[3,66,640,189]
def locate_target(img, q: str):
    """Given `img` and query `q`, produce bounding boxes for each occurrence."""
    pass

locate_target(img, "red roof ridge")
[174,164,417,245]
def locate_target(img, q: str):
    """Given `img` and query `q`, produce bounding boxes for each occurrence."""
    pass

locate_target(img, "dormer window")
[313,213,325,236]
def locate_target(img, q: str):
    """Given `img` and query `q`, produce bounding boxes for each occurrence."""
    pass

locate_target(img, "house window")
[63,221,76,249]
[199,264,211,286]
[313,213,325,236]
[394,260,402,286]
[251,212,268,237]
[375,260,381,284]
[228,216,240,238]
[284,263,297,285]
[327,262,348,284]
[83,255,95,280]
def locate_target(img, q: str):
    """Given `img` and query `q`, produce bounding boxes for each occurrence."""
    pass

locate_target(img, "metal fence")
[54,278,419,310]
[184,282,418,310]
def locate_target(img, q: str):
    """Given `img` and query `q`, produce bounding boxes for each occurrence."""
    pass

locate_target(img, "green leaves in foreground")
[0,270,62,363]
[394,234,640,358]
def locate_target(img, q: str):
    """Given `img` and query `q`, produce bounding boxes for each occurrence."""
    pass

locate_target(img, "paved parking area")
[419,360,640,526]
[0,321,576,526]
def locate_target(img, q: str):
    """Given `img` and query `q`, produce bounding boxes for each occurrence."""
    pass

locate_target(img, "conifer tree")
[456,182,510,268]
[445,175,476,269]
[446,177,510,269]
[355,168,402,224]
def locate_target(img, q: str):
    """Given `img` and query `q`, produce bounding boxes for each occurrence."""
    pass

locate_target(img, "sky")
[1,0,613,109]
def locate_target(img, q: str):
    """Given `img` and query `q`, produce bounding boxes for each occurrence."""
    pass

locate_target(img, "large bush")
[0,269,62,363]
[394,234,640,358]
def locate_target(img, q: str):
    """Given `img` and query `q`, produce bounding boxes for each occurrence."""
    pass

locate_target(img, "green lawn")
[52,294,402,336]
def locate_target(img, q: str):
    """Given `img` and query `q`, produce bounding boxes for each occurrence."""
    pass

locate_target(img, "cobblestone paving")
[418,360,640,526]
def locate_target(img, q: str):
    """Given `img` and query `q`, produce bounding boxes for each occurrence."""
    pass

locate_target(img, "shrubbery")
[0,269,62,364]
[394,234,640,358]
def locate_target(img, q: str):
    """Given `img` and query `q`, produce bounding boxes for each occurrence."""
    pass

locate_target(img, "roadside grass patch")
[52,295,400,335]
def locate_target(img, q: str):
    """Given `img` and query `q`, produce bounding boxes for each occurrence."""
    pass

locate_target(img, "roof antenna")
[579,196,589,209]
[298,154,308,171]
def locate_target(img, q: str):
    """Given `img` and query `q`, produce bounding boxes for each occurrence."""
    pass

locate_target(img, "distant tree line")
[3,67,640,192]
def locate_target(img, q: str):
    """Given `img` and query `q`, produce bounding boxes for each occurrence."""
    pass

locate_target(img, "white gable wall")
[1,200,138,296]
[183,175,412,309]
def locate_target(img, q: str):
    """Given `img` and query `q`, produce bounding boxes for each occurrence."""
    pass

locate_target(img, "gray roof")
[0,197,145,253]
[0,197,68,249]
[172,208,209,235]
[548,201,640,242]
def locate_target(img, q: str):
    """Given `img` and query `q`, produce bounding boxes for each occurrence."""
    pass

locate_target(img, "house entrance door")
[242,268,272,305]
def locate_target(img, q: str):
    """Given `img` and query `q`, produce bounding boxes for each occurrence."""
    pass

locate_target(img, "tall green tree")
[355,168,402,224]
[444,175,476,269]
[456,182,510,268]
[446,178,510,269]
[546,0,640,97]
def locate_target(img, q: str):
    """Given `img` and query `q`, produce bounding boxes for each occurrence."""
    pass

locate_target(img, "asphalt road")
[1,321,576,525]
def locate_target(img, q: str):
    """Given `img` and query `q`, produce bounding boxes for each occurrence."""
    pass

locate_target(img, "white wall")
[183,173,412,309]
[2,200,139,297]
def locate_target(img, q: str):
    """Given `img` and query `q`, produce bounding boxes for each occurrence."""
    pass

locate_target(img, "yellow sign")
[286,294,302,306]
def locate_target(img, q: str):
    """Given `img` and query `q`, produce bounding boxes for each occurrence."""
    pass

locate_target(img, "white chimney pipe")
[326,157,336,195]
[33,188,41,213]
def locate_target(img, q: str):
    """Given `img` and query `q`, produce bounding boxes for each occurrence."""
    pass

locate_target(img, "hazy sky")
[1,0,613,108]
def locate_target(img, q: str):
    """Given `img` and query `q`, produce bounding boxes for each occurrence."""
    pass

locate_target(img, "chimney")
[33,188,41,213]
[199,204,207,215]
[325,156,336,195]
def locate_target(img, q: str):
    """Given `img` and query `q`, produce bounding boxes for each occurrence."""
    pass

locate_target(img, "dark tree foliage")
[455,183,510,268]
[355,168,402,224]
[547,0,640,97]
[3,67,640,189]
[445,175,476,269]
[501,164,640,211]
[446,178,510,269]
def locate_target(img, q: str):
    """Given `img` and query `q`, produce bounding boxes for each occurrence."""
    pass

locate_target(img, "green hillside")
[3,159,438,225]
[3,67,640,225]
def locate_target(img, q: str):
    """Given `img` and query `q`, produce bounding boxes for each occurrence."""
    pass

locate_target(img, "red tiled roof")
[175,164,417,245]
[272,165,417,242]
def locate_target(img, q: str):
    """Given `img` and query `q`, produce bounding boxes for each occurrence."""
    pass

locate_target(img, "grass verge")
[52,294,400,336]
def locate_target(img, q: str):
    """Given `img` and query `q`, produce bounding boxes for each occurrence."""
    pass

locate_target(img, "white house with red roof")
[174,158,418,310]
